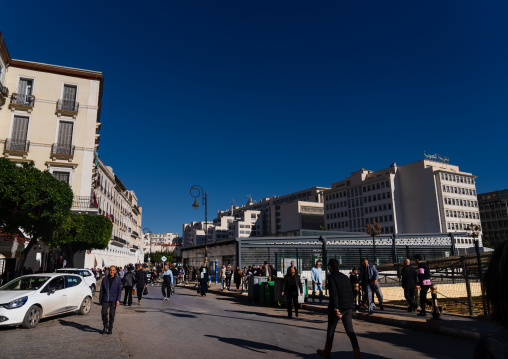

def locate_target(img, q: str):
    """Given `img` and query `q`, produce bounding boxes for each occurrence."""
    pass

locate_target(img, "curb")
[178,284,482,341]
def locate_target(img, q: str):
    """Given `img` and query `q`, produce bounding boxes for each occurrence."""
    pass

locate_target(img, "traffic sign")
[161,256,167,262]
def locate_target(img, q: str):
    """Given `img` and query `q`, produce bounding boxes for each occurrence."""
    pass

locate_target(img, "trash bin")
[265,281,275,306]
[259,281,267,305]
[249,276,268,302]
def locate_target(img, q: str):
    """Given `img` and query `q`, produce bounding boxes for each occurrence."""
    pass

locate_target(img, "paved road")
[116,286,476,359]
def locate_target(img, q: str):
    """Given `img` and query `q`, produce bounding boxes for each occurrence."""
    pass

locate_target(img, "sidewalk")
[178,281,501,341]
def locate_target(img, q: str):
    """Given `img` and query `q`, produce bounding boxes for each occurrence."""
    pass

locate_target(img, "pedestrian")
[160,264,173,301]
[234,265,243,292]
[317,258,361,359]
[287,260,298,275]
[242,266,250,292]
[171,265,178,294]
[262,261,274,279]
[180,267,185,284]
[199,263,209,296]
[473,241,508,358]
[282,266,303,319]
[349,268,360,309]
[225,263,232,290]
[122,265,136,306]
[135,264,148,305]
[358,258,383,315]
[311,261,324,303]
[99,265,122,335]
[220,264,226,290]
[401,258,417,312]
[414,254,432,316]
[118,267,124,279]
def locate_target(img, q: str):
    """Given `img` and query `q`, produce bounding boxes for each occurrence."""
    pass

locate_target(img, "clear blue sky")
[2,0,507,234]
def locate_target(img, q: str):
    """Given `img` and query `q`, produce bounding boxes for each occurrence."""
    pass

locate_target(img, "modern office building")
[323,158,482,247]
[478,190,508,248]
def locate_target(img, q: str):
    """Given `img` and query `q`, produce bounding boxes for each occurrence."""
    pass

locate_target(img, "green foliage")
[145,251,173,264]
[0,158,73,273]
[48,213,113,266]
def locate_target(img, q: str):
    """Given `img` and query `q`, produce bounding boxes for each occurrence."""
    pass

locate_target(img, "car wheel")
[22,305,41,329]
[78,296,92,315]
[91,284,96,296]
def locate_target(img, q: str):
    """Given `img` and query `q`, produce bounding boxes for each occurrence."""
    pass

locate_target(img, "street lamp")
[144,227,152,264]
[366,220,382,263]
[190,185,208,264]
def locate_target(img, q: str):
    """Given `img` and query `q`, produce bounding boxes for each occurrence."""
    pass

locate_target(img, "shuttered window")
[11,116,29,150]
[62,85,77,111]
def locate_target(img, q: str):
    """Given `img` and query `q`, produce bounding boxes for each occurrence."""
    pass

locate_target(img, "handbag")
[132,288,136,295]
[143,286,148,295]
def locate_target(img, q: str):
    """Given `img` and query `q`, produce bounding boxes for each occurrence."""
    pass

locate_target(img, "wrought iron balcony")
[51,143,75,156]
[72,196,98,209]
[9,93,35,111]
[56,99,79,116]
[4,138,30,152]
[0,84,8,105]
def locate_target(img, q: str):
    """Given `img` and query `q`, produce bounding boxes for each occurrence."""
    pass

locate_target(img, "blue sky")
[2,0,507,234]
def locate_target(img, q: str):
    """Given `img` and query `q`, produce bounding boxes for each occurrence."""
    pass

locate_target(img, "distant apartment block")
[324,159,482,245]
[478,190,508,248]
[143,232,180,253]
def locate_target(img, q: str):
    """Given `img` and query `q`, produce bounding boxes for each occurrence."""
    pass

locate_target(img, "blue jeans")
[313,282,323,302]
[365,282,383,311]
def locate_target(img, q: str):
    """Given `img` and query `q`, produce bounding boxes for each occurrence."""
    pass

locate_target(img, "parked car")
[0,273,92,329]
[56,268,97,295]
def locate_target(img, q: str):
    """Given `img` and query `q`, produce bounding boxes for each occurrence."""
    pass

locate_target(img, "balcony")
[72,196,98,209]
[0,84,8,106]
[56,99,79,118]
[51,143,75,160]
[3,138,30,157]
[9,93,35,112]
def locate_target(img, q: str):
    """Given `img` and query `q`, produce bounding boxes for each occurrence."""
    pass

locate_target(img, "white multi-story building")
[323,159,482,245]
[143,232,179,253]
[182,221,212,247]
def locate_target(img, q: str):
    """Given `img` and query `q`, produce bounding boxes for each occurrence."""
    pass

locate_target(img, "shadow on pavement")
[58,319,102,333]
[205,334,302,355]
[227,309,326,324]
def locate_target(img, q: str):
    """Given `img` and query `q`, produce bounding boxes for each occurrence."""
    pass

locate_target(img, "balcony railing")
[0,84,8,104]
[4,138,30,152]
[72,196,98,209]
[51,143,75,156]
[56,99,79,114]
[10,93,35,107]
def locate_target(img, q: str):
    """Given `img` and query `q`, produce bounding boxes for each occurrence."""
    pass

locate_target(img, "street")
[0,284,475,358]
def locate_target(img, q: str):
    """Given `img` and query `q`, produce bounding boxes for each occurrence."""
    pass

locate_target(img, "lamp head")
[192,198,200,210]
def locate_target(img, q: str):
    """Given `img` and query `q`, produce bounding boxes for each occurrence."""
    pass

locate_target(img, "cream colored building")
[143,232,179,253]
[323,158,482,251]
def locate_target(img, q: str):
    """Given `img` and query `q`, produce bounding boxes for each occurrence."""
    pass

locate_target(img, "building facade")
[323,159,482,248]
[478,190,508,248]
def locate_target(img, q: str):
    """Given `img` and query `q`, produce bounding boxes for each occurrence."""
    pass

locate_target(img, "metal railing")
[0,84,8,97]
[72,196,98,209]
[11,93,35,106]
[4,138,30,152]
[51,143,75,156]
[56,99,79,112]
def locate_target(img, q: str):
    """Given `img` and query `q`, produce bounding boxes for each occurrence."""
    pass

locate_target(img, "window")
[9,115,29,150]
[53,171,70,184]
[65,276,82,288]
[56,121,74,154]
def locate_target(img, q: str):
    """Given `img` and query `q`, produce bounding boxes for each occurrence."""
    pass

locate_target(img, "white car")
[0,273,93,329]
[56,268,97,295]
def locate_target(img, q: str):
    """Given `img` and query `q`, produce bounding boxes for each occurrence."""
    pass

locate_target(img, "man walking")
[317,259,361,359]
[311,261,324,303]
[358,258,383,315]
[220,264,226,290]
[161,264,173,300]
[282,267,303,319]
[349,268,360,309]
[262,261,274,279]
[122,265,136,306]
[99,265,122,335]
[414,254,432,316]
[401,258,417,312]
[135,264,147,305]
[225,263,232,290]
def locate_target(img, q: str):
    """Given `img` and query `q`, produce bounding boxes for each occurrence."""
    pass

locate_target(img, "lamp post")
[190,185,208,264]
[144,227,152,264]
[366,220,382,264]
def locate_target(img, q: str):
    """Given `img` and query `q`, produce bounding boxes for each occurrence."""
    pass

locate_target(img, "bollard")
[430,284,442,320]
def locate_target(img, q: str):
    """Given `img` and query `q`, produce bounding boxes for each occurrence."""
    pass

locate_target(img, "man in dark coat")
[359,258,383,315]
[135,264,148,305]
[198,263,209,296]
[99,266,123,335]
[282,267,303,319]
[414,254,432,316]
[401,258,417,312]
[317,259,361,359]
[122,265,136,306]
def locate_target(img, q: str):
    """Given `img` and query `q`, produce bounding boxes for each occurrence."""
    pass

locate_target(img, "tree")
[47,213,113,267]
[0,158,73,275]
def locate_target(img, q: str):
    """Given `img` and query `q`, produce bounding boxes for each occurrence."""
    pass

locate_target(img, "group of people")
[219,261,275,292]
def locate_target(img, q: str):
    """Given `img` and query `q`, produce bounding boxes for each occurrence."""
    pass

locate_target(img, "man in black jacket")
[415,254,432,316]
[317,259,361,359]
[401,258,417,312]
[281,266,303,319]
[122,265,136,306]
[99,266,123,335]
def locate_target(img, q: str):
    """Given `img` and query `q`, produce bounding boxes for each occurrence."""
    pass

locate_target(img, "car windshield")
[0,276,51,291]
